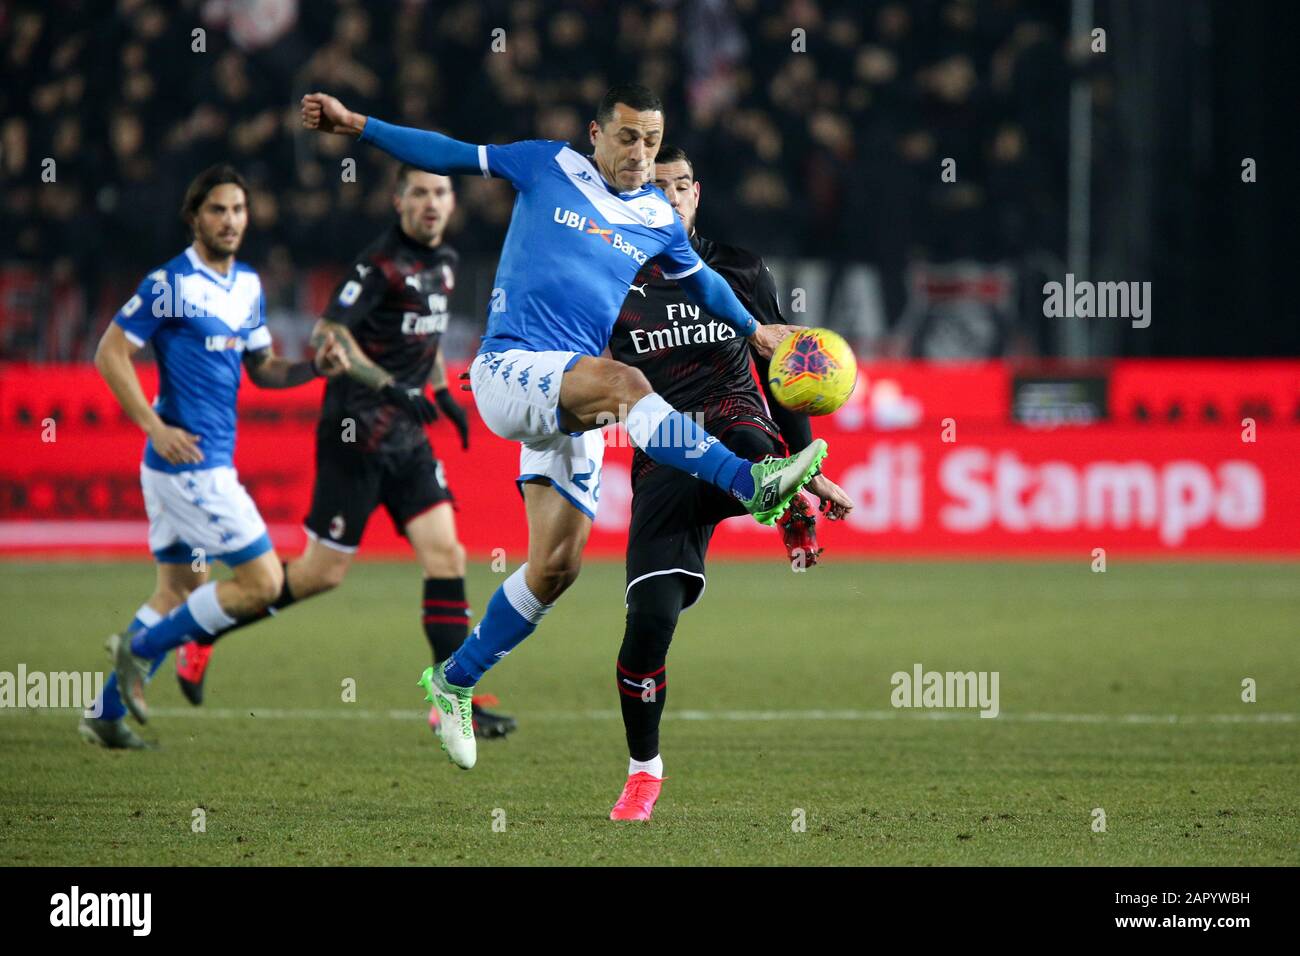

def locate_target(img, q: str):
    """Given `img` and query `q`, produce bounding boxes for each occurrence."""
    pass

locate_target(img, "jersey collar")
[185,245,237,289]
[393,222,443,257]
[582,153,653,199]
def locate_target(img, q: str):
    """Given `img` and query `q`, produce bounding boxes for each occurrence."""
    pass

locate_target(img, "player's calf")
[610,573,684,821]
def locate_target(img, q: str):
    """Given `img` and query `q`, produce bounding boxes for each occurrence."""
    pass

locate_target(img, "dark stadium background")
[1,0,1297,559]
[2,0,1295,363]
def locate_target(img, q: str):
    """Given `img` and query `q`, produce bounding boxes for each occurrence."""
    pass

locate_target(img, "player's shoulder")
[153,249,192,278]
[494,138,569,165]
[135,250,190,296]
[510,138,569,156]
[620,181,678,231]
[356,225,400,262]
[232,258,261,286]
[641,182,677,216]
[698,235,766,282]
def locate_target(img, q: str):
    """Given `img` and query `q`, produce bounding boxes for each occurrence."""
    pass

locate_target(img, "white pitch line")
[6,707,1297,724]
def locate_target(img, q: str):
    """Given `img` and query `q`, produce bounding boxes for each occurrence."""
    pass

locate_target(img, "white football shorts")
[470,348,605,519]
[140,463,273,566]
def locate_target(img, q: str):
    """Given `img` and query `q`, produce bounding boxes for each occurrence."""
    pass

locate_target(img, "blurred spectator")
[3,0,1073,361]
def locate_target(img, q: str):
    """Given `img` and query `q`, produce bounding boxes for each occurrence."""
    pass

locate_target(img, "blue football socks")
[95,606,165,721]
[624,393,755,500]
[129,582,235,660]
[442,566,551,687]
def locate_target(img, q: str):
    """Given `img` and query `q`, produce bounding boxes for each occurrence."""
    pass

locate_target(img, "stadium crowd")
[1,0,1074,360]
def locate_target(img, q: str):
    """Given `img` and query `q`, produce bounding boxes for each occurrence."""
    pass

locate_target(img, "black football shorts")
[304,430,453,551]
[625,415,784,609]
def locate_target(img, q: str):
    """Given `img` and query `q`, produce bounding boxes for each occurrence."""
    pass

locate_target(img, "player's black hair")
[655,145,694,180]
[395,162,454,194]
[595,83,663,127]
[180,164,249,230]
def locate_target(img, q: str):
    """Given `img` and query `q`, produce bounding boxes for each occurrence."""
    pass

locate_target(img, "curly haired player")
[80,164,350,748]
[174,165,517,740]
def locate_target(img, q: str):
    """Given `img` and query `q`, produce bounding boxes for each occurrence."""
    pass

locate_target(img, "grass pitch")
[1,559,1297,866]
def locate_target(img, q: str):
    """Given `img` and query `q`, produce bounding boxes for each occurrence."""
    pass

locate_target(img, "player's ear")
[588,119,600,146]
[693,181,701,206]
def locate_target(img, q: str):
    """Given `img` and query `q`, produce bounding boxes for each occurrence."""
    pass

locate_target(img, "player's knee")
[419,540,465,579]
[623,607,678,660]
[245,563,284,608]
[726,427,780,461]
[446,541,467,578]
[610,363,653,405]
[311,559,348,593]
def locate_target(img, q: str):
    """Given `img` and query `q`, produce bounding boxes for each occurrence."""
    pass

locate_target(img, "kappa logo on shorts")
[572,460,596,492]
[538,372,553,397]
[517,365,531,390]
[500,360,517,382]
[329,514,346,539]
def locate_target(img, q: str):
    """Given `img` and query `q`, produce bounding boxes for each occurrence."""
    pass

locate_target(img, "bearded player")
[605,147,855,819]
[79,164,349,748]
[302,84,829,770]
[172,165,517,740]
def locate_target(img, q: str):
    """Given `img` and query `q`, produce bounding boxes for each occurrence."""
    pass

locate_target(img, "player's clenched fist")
[147,423,203,466]
[300,93,365,137]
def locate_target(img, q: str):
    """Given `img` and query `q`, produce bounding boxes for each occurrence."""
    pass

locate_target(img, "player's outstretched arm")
[676,263,800,359]
[309,319,439,423]
[310,319,393,391]
[301,92,482,176]
[242,330,348,389]
[94,323,203,466]
[732,256,816,454]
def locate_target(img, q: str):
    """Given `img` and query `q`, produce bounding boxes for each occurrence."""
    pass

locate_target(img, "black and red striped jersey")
[610,232,809,479]
[319,224,457,453]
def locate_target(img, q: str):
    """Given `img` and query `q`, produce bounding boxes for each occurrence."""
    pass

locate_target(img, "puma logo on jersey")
[355,264,372,278]
[628,282,647,297]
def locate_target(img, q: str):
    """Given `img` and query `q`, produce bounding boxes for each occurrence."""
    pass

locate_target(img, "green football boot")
[418,663,477,770]
[740,438,828,526]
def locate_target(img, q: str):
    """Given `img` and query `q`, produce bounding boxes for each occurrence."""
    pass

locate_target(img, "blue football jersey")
[474,141,702,358]
[113,246,271,473]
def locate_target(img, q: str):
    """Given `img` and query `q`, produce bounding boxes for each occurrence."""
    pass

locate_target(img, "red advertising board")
[1,361,1296,558]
